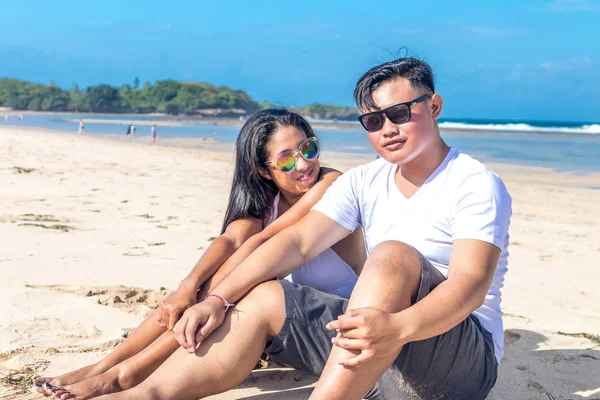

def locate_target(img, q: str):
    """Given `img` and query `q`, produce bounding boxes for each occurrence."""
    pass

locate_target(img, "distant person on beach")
[151,124,157,143]
[126,123,135,141]
[78,120,85,135]
[34,109,366,399]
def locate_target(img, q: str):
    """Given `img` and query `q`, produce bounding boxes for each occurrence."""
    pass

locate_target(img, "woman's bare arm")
[179,218,263,292]
[159,218,263,329]
[200,168,342,295]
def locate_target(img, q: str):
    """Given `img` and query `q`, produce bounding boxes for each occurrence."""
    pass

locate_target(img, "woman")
[35,109,366,399]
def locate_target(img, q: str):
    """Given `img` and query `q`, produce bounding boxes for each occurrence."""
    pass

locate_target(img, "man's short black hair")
[354,57,435,111]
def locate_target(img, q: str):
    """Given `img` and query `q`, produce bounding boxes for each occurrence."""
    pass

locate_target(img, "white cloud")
[86,20,117,27]
[540,0,600,12]
[146,24,172,32]
[506,64,528,81]
[501,57,596,83]
[464,26,520,38]
[537,57,594,72]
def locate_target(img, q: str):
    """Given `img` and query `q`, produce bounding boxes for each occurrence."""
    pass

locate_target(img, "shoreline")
[3,110,600,137]
[2,125,600,182]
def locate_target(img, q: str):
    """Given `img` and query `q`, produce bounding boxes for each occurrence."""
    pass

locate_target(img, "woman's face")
[263,125,320,197]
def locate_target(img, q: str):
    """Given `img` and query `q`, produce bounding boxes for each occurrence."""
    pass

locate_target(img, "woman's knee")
[239,281,284,306]
[234,280,285,337]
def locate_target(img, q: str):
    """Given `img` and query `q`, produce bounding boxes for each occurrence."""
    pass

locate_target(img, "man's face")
[363,78,442,165]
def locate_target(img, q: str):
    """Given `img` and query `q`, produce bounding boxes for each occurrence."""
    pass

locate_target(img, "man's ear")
[258,167,272,181]
[431,94,443,120]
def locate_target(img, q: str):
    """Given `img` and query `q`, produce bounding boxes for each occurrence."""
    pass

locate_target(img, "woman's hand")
[173,296,227,353]
[157,283,199,330]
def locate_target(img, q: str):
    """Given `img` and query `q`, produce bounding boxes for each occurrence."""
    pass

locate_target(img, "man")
[99,58,511,400]
[202,57,511,399]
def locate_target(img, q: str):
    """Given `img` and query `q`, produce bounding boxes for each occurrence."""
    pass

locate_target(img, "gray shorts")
[264,253,498,400]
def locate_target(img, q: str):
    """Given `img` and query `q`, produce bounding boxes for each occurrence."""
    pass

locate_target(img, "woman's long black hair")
[221,109,316,233]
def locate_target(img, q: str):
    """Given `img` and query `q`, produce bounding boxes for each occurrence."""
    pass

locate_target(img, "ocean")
[2,113,599,173]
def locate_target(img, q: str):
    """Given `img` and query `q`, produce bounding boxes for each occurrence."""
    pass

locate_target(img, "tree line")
[0,78,360,120]
[260,102,359,121]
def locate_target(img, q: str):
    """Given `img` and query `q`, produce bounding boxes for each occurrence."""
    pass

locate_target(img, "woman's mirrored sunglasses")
[265,137,320,172]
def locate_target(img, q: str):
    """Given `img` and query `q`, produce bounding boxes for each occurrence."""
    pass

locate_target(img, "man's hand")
[326,307,405,367]
[173,296,227,353]
[157,283,199,330]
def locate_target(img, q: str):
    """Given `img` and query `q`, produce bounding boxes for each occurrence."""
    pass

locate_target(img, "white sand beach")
[0,126,599,400]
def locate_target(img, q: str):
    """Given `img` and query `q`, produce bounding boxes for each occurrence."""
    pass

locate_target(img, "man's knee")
[363,241,422,300]
[367,241,421,274]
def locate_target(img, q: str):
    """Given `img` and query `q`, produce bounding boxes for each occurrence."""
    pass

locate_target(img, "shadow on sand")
[492,329,599,400]
[232,329,599,400]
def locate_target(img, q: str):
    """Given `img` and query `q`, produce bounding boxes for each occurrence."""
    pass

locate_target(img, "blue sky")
[1,0,599,121]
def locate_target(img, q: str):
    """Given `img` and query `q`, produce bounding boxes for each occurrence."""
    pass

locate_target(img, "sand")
[0,126,598,400]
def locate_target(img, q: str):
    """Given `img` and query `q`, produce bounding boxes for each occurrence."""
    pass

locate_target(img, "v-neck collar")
[388,147,457,201]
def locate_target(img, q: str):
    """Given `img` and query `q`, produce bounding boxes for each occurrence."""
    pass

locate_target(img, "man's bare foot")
[46,366,133,400]
[33,363,107,396]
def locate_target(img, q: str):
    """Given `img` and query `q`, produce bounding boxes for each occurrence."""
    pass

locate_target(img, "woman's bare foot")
[32,362,108,396]
[46,365,134,400]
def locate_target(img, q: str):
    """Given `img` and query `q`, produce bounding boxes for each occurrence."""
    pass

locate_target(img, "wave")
[439,122,600,135]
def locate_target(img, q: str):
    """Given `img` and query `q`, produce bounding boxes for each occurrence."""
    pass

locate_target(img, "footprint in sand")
[2,214,77,232]
[503,313,531,324]
[25,285,170,317]
[8,316,101,346]
[504,329,521,344]
[0,214,66,224]
[0,384,44,399]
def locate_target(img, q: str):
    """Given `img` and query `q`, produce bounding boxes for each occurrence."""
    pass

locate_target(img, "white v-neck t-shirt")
[313,147,512,362]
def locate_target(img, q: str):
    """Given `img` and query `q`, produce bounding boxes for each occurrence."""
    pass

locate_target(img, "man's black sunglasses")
[357,94,433,132]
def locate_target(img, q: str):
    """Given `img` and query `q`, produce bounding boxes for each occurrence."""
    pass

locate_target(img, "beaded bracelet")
[205,293,235,312]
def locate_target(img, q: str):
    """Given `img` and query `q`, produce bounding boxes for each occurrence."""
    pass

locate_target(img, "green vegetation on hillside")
[0,78,260,115]
[259,101,359,121]
[291,103,359,121]
[0,78,360,120]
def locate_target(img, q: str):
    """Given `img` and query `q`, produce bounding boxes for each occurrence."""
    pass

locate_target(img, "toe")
[33,377,51,394]
[43,383,55,395]
[51,389,67,398]
[33,383,48,395]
